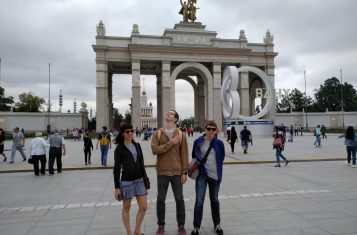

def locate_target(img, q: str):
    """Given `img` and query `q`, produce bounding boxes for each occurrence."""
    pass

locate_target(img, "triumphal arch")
[92,2,277,131]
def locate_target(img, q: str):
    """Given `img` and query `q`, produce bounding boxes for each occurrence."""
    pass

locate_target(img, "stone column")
[197,80,205,128]
[96,61,109,132]
[266,65,276,120]
[108,73,113,130]
[81,111,89,129]
[161,61,172,125]
[156,74,163,127]
[131,60,141,129]
[239,69,250,116]
[212,63,222,130]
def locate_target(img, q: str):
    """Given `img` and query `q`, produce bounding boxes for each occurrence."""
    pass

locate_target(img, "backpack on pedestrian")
[100,133,109,146]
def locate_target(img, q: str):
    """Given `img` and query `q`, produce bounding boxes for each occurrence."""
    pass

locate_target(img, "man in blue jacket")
[191,120,225,235]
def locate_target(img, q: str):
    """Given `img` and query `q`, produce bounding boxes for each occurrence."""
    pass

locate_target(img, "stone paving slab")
[0,132,347,172]
[0,160,356,234]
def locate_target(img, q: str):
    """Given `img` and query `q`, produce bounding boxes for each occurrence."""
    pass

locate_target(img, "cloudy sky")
[1,0,356,119]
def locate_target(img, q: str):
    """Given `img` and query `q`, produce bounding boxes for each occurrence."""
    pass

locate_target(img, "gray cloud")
[1,0,356,118]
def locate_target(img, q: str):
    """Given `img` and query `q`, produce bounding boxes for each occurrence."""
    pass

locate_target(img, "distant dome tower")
[59,89,63,112]
[139,77,157,128]
[73,98,77,113]
[90,106,93,119]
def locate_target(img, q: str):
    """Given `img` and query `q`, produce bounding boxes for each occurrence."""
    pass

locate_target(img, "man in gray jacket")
[48,129,66,175]
[9,127,26,164]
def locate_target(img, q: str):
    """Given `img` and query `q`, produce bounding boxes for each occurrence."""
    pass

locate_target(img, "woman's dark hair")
[114,122,134,145]
[345,126,355,139]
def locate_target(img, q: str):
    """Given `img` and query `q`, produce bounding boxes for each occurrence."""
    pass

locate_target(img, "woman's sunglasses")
[124,129,135,134]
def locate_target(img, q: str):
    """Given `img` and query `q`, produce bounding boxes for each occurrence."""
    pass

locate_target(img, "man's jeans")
[157,175,185,226]
[11,144,26,162]
[193,174,221,228]
[313,135,321,147]
[346,146,357,165]
[100,145,109,165]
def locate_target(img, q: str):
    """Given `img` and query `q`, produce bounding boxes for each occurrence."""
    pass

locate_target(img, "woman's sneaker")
[191,228,199,235]
[178,225,187,235]
[214,225,224,235]
[156,225,165,235]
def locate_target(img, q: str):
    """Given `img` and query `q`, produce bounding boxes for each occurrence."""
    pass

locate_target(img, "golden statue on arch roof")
[179,0,199,22]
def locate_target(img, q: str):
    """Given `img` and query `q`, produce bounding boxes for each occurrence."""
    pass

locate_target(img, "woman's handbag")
[28,156,33,164]
[272,136,283,148]
[188,141,213,180]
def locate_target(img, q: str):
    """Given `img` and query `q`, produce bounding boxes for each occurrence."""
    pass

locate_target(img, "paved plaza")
[0,133,356,234]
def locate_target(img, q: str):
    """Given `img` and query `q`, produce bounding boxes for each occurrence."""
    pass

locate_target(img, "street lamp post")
[340,69,345,128]
[47,63,51,134]
[304,70,308,128]
[0,58,2,87]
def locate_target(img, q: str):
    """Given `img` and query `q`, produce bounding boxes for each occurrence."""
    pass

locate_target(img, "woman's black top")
[83,136,93,150]
[113,143,144,189]
[230,129,238,141]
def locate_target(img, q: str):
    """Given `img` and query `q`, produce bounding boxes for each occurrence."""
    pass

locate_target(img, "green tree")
[289,88,313,112]
[113,108,124,129]
[177,116,195,128]
[88,117,96,131]
[124,111,131,124]
[12,92,45,112]
[314,77,357,112]
[0,87,14,111]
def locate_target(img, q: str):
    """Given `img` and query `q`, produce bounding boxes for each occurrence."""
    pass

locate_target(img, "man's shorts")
[241,140,249,148]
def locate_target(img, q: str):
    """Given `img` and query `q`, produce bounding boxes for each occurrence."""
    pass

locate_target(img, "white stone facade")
[0,112,84,132]
[93,21,277,131]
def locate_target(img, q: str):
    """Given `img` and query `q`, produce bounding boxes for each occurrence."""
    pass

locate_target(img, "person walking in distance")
[83,131,93,165]
[338,126,357,168]
[273,126,289,167]
[29,132,48,176]
[9,127,27,164]
[48,129,66,175]
[0,128,7,162]
[226,125,231,143]
[321,125,327,139]
[300,125,303,136]
[113,122,148,235]
[151,110,189,235]
[96,126,112,166]
[229,126,237,153]
[313,125,322,147]
[240,126,252,154]
[191,120,225,235]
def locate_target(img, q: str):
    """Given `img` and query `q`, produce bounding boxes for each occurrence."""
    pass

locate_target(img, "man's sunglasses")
[206,127,217,132]
[124,129,135,134]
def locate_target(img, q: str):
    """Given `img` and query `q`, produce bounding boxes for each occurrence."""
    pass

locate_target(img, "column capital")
[213,63,221,73]
[131,59,141,64]
[132,60,140,72]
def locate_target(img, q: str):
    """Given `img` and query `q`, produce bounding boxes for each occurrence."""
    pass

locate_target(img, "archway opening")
[175,77,195,129]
